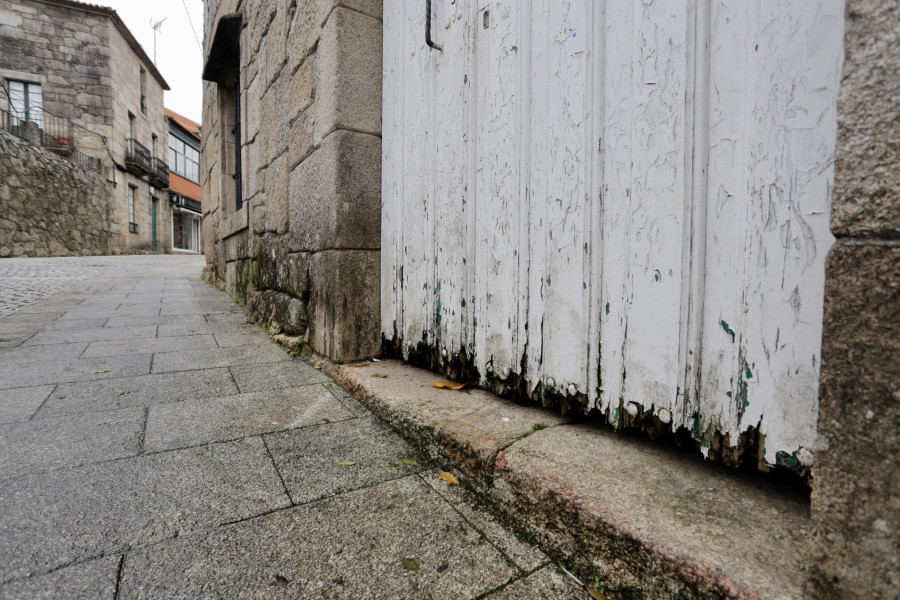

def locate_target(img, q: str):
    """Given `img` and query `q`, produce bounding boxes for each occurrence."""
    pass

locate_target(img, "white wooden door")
[382,0,845,467]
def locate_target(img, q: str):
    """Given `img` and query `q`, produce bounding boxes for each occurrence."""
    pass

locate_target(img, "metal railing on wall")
[0,107,103,173]
[0,80,110,174]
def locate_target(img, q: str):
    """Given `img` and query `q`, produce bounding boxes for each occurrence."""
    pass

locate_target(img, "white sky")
[101,0,204,124]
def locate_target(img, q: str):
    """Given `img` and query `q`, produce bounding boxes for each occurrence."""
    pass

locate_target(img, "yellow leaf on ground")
[440,471,460,485]
[401,557,420,572]
[587,589,609,600]
[90,370,110,374]
[335,461,357,466]
[400,459,418,466]
[432,381,465,390]
[372,374,388,378]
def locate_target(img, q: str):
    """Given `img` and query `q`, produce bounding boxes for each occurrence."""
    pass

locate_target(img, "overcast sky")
[102,0,204,123]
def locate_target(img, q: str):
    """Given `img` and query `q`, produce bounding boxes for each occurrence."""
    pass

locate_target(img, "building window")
[128,113,135,153]
[128,186,137,233]
[8,80,43,128]
[168,133,200,183]
[140,68,147,113]
[173,210,201,253]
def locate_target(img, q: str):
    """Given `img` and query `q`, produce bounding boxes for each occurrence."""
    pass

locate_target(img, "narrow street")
[0,256,582,599]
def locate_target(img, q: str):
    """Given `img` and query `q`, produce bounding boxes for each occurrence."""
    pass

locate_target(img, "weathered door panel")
[382,0,844,467]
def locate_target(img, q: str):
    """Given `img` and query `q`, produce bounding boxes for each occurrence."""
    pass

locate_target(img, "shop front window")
[173,211,200,252]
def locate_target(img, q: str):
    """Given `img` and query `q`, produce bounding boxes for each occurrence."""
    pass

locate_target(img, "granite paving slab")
[0,385,55,423]
[104,314,207,328]
[212,331,271,348]
[0,437,290,582]
[144,386,354,452]
[229,359,330,393]
[0,354,152,389]
[117,476,519,600]
[151,345,288,373]
[24,326,158,346]
[483,565,584,599]
[264,415,427,505]
[43,318,109,330]
[0,555,121,600]
[35,368,239,419]
[156,321,256,337]
[81,334,218,358]
[0,342,88,366]
[420,469,548,573]
[0,408,144,479]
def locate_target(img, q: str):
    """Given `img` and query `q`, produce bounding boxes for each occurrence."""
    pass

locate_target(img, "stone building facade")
[201,0,382,362]
[0,0,174,255]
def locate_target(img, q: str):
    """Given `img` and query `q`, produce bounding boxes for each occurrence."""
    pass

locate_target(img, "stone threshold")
[314,357,812,600]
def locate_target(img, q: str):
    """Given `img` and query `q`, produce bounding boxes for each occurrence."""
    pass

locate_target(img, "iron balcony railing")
[150,156,169,188]
[0,107,102,173]
[125,138,152,176]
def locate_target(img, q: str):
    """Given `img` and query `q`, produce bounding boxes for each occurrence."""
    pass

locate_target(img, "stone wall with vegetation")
[0,128,113,257]
[202,0,382,363]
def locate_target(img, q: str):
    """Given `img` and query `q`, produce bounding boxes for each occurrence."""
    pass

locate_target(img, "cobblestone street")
[0,256,205,318]
[0,256,580,599]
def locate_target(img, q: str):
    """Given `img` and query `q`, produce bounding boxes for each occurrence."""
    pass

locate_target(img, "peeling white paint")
[382,0,844,466]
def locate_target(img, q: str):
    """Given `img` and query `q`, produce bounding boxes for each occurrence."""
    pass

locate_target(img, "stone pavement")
[0,256,583,599]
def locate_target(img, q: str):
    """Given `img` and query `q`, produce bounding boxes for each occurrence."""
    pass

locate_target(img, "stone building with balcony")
[0,0,176,254]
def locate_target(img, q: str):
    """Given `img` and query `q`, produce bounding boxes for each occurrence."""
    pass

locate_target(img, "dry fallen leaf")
[401,557,420,572]
[335,460,357,466]
[196,447,208,455]
[90,370,110,374]
[432,381,465,390]
[114,389,125,395]
[372,374,388,379]
[401,459,418,466]
[440,471,460,486]
[587,590,609,600]
[386,462,399,467]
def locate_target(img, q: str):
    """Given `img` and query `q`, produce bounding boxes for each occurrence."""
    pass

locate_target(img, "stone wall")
[810,1,900,598]
[202,0,382,363]
[0,127,113,257]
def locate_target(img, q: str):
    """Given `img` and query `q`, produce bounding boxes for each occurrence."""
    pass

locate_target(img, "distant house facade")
[166,108,202,253]
[0,0,175,254]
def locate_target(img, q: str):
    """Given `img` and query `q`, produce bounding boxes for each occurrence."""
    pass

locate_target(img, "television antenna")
[150,16,168,64]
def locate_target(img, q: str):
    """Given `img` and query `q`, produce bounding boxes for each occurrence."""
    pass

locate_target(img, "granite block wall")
[202,0,382,363]
[0,127,113,257]
[810,2,900,598]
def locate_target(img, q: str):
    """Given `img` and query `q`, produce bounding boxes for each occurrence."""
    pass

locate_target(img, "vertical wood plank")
[620,0,690,418]
[398,0,436,356]
[381,0,402,340]
[433,0,476,364]
[597,0,634,420]
[474,0,522,381]
[697,0,843,462]
[537,0,593,399]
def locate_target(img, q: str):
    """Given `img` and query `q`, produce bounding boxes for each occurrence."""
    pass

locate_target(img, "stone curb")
[316,357,813,600]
